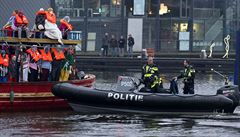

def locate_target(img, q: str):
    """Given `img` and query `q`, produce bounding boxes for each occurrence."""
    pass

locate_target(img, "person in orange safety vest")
[3,10,19,37]
[35,8,46,30]
[59,16,73,39]
[44,8,63,45]
[45,8,56,24]
[14,11,30,38]
[0,50,9,82]
[39,46,52,81]
[51,45,65,81]
[29,8,47,38]
[26,45,42,82]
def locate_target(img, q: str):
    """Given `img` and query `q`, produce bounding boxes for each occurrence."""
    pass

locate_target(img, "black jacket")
[118,38,125,48]
[35,14,46,30]
[128,37,135,46]
[110,38,118,48]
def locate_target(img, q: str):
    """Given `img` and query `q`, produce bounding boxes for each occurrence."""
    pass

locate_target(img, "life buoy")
[39,49,53,62]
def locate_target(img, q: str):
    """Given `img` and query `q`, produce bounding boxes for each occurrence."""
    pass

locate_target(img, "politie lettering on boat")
[52,76,240,114]
[107,92,143,101]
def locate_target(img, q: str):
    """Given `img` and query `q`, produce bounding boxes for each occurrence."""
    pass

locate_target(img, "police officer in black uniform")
[141,56,162,92]
[174,59,195,94]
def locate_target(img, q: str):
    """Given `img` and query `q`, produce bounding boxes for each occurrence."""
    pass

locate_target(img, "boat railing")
[0,29,82,45]
[0,29,82,40]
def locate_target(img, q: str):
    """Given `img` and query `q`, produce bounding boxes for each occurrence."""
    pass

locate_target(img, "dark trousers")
[35,31,44,38]
[62,33,68,39]
[0,76,8,83]
[183,82,194,94]
[16,62,20,82]
[40,68,50,81]
[51,65,61,81]
[14,29,27,38]
[103,45,108,56]
[28,68,38,82]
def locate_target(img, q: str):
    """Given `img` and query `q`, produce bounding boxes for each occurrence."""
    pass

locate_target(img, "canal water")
[0,72,240,137]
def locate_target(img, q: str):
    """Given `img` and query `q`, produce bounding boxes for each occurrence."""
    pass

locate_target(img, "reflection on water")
[0,72,240,137]
[1,111,240,137]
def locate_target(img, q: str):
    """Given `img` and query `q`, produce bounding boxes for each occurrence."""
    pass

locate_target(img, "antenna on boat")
[211,68,229,85]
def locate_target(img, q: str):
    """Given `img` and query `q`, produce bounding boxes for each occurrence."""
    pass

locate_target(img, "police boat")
[52,76,240,114]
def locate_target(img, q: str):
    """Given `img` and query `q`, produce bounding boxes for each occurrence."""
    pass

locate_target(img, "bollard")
[200,50,207,59]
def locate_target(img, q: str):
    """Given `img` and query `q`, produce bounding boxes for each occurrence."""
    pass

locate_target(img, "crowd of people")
[141,56,196,94]
[2,8,73,44]
[0,8,80,83]
[0,44,79,83]
[101,33,135,57]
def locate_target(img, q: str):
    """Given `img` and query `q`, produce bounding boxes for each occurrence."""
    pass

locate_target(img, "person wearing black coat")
[109,35,118,57]
[127,34,134,57]
[173,59,195,94]
[34,8,46,38]
[101,33,109,56]
[118,35,125,57]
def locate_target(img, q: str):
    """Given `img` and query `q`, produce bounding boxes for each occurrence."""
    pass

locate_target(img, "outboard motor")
[217,85,240,112]
[116,76,138,92]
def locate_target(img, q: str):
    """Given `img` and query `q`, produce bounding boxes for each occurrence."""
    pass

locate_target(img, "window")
[194,0,213,8]
[133,0,145,15]
[147,0,159,17]
[160,0,180,17]
[55,0,84,17]
[87,0,122,17]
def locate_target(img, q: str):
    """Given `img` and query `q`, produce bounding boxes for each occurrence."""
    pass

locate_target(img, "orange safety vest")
[45,12,56,23]
[51,48,65,60]
[0,54,9,67]
[60,19,73,31]
[39,49,53,62]
[15,14,29,26]
[36,10,46,16]
[0,54,3,65]
[26,48,42,62]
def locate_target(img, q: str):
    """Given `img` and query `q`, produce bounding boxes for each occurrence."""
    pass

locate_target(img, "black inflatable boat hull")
[52,83,239,114]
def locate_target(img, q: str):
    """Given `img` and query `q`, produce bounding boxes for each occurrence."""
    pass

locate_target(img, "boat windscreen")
[115,76,139,92]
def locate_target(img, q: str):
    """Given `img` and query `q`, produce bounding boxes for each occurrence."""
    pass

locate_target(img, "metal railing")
[0,29,82,40]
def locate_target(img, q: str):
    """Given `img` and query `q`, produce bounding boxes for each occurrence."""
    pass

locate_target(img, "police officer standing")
[141,56,162,92]
[174,59,195,94]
